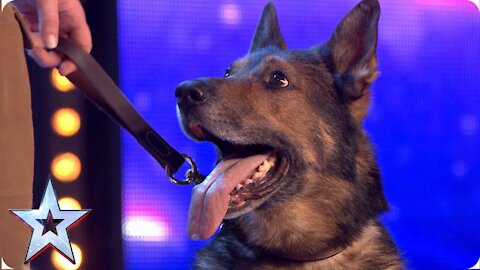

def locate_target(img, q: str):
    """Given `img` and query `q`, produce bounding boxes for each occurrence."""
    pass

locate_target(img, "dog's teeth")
[258,162,270,172]
[253,171,266,179]
[245,178,254,185]
[236,183,244,190]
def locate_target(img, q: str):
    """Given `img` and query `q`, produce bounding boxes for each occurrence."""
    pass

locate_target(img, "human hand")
[13,0,92,75]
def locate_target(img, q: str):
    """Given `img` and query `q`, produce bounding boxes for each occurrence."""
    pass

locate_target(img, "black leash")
[54,37,205,185]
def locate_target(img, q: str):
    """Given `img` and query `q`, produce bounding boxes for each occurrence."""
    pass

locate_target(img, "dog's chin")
[186,120,290,219]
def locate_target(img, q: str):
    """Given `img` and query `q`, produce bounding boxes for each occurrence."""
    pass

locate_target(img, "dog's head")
[176,0,387,252]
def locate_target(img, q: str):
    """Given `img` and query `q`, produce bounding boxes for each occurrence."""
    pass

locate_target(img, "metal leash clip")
[166,154,206,185]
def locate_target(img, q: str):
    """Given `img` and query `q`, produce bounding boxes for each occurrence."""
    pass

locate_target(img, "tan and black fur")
[175,0,404,268]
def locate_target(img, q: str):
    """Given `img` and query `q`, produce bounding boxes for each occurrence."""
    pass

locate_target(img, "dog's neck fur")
[197,219,403,269]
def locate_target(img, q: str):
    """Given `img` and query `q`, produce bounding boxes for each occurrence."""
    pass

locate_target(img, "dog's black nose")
[175,80,209,107]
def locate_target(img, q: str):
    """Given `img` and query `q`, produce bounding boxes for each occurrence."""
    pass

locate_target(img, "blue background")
[117,0,480,269]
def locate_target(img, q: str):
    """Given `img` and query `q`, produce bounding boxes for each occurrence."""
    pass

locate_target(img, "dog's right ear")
[325,0,380,122]
[249,2,287,53]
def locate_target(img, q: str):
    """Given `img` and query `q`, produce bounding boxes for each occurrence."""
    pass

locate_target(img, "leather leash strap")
[53,37,187,175]
[13,6,203,184]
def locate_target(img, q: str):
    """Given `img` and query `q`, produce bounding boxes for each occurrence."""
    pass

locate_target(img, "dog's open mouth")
[227,154,279,215]
[186,120,289,239]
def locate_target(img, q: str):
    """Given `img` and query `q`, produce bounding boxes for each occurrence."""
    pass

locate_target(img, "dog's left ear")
[249,2,287,53]
[326,0,380,122]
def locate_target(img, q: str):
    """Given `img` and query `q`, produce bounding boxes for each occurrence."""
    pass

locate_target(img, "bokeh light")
[58,197,82,210]
[51,243,82,270]
[51,152,81,182]
[50,68,75,92]
[51,108,81,137]
[122,216,169,242]
[219,4,241,25]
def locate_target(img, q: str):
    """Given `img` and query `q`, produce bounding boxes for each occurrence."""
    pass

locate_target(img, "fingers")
[28,36,77,75]
[22,0,92,75]
[37,0,59,49]
[57,0,92,75]
[68,0,92,53]
[58,60,76,75]
[27,49,62,68]
[27,32,62,67]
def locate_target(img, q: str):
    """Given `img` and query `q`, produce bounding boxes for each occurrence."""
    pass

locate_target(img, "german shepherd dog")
[175,0,403,268]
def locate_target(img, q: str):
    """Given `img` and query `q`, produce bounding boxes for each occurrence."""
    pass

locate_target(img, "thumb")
[37,0,59,49]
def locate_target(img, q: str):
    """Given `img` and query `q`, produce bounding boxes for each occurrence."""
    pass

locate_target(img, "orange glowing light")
[51,152,81,182]
[51,108,81,137]
[58,197,82,210]
[51,242,82,270]
[50,68,75,92]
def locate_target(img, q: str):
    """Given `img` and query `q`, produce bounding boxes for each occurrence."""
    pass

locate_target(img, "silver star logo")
[470,0,480,11]
[470,258,480,269]
[1,0,13,11]
[10,177,90,264]
[0,258,13,270]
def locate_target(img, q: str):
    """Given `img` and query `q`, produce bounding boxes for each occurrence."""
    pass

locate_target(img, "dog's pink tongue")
[187,154,268,240]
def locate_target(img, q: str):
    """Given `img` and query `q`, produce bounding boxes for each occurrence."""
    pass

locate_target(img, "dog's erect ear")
[326,0,380,122]
[328,0,380,76]
[249,2,287,53]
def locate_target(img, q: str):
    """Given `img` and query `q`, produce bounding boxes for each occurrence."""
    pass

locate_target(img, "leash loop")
[166,154,206,185]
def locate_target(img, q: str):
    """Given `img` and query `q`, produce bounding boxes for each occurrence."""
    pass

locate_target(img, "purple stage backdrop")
[117,1,480,269]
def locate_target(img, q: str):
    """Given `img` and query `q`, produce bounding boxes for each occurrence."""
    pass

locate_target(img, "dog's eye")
[269,71,289,88]
[224,68,231,77]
